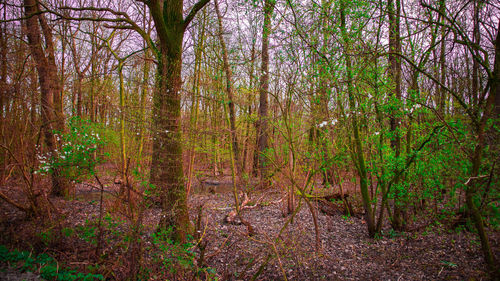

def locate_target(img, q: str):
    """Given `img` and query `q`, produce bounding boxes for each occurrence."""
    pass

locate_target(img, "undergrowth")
[0,245,104,280]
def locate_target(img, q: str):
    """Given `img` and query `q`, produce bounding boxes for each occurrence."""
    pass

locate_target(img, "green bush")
[37,116,107,182]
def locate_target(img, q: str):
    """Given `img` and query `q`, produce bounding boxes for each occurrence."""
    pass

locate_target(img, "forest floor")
[0,171,498,280]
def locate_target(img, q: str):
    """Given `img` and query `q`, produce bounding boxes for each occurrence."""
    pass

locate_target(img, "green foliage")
[150,227,195,273]
[37,228,54,247]
[143,227,218,280]
[0,245,103,280]
[61,227,74,238]
[76,220,98,246]
[441,260,458,268]
[37,116,107,181]
[75,214,128,250]
[132,167,157,205]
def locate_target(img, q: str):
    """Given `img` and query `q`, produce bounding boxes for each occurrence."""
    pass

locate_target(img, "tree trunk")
[318,0,334,188]
[388,0,404,230]
[147,0,209,242]
[340,0,376,237]
[24,0,69,197]
[0,15,6,150]
[255,0,275,188]
[214,0,242,178]
[471,0,480,108]
[438,0,447,116]
[466,19,499,275]
[186,9,206,196]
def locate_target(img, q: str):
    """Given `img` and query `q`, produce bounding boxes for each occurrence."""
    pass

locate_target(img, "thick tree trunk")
[150,48,190,242]
[24,0,69,197]
[35,3,65,133]
[255,0,275,188]
[148,0,209,242]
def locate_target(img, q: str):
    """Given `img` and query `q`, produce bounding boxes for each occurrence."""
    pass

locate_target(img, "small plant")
[441,260,458,268]
[0,245,104,280]
[37,228,54,246]
[77,220,98,245]
[61,227,75,238]
[384,229,400,239]
[141,228,218,280]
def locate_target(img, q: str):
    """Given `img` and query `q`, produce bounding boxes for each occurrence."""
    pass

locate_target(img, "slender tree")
[339,0,376,237]
[387,0,404,230]
[214,0,242,177]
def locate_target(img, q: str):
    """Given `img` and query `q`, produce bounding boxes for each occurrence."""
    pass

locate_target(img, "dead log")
[201,180,221,193]
[317,193,354,217]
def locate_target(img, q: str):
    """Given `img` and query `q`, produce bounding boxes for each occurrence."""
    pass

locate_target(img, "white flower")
[374,132,380,136]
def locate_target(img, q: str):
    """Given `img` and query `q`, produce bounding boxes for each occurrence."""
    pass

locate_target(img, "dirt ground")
[0,175,498,280]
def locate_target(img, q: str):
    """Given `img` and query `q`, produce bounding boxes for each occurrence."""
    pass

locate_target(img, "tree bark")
[465,19,499,275]
[388,0,404,230]
[255,0,275,188]
[438,0,447,116]
[24,0,69,196]
[147,0,209,242]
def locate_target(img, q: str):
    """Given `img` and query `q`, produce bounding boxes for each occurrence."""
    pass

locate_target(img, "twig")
[94,174,105,258]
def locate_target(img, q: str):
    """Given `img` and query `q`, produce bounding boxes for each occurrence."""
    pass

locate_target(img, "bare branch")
[37,3,158,57]
[184,0,210,30]
[385,51,479,128]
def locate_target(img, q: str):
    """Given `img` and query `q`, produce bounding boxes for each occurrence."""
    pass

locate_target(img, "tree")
[146,0,210,242]
[387,0,404,230]
[50,0,210,241]
[214,0,242,178]
[339,0,376,237]
[24,0,69,196]
[255,0,276,188]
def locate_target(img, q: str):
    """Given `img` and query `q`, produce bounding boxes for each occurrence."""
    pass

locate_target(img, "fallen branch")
[223,193,255,235]
[224,193,251,224]
[317,193,355,217]
[0,190,29,212]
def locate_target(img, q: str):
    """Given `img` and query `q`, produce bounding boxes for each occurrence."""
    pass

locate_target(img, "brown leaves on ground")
[0,179,497,280]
